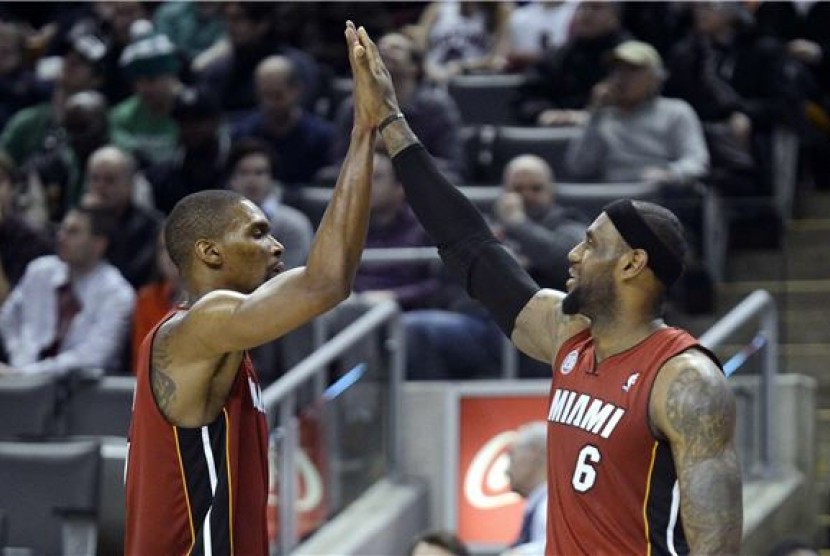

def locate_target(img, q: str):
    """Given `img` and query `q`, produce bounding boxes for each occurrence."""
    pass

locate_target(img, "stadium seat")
[0,440,100,555]
[485,126,582,184]
[0,374,59,440]
[447,73,525,126]
[63,376,135,438]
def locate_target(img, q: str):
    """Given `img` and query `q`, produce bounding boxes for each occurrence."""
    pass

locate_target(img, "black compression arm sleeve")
[392,143,540,335]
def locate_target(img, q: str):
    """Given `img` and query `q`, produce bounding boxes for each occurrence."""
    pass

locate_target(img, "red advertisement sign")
[457,394,549,545]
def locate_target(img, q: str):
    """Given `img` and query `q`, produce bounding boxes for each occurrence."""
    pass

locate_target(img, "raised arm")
[650,350,743,554]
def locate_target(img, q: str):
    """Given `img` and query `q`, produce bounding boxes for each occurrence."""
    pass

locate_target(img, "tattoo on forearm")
[666,367,743,554]
[151,338,177,413]
[381,121,420,158]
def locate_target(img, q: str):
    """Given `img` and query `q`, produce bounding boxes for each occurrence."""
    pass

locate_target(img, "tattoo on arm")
[381,120,420,158]
[666,367,743,554]
[151,336,177,414]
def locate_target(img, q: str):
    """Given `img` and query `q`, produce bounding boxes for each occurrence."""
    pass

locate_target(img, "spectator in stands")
[81,145,163,289]
[664,2,791,195]
[514,1,630,127]
[0,28,106,167]
[504,0,577,73]
[130,229,181,373]
[232,55,334,187]
[408,1,513,85]
[110,20,183,167]
[147,86,229,214]
[493,154,585,290]
[3,90,110,228]
[195,2,323,114]
[0,206,134,375]
[408,530,471,556]
[0,152,52,306]
[334,32,463,178]
[353,149,440,310]
[503,421,547,555]
[566,40,709,186]
[225,138,313,271]
[0,21,49,131]
[753,0,830,191]
[153,1,225,63]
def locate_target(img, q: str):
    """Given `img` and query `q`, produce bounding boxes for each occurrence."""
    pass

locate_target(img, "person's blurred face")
[229,153,273,206]
[0,26,22,75]
[60,51,100,96]
[56,210,106,269]
[504,163,554,219]
[378,34,418,84]
[224,4,269,47]
[256,69,300,122]
[178,117,219,151]
[87,154,133,211]
[694,2,733,38]
[608,62,659,108]
[134,74,177,110]
[570,2,619,40]
[64,105,108,157]
[370,153,403,213]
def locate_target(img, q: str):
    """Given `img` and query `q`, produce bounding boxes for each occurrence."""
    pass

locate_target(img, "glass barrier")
[700,289,778,480]
[261,300,403,555]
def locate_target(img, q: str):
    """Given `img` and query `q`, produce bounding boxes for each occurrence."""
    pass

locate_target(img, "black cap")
[172,87,221,122]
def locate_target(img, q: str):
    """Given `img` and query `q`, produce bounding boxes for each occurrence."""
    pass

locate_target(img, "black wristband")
[378,112,405,133]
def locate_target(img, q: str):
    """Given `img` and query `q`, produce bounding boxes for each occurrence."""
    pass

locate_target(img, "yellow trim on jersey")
[173,426,196,554]
[223,409,234,555]
[642,441,659,556]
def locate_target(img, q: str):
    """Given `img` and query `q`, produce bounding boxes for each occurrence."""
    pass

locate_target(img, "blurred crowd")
[0,1,828,383]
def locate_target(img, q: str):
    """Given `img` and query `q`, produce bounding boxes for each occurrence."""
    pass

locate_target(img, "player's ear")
[620,248,648,279]
[194,239,222,268]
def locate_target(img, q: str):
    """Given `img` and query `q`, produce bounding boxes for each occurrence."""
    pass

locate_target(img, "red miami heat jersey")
[125,311,270,556]
[545,327,718,556]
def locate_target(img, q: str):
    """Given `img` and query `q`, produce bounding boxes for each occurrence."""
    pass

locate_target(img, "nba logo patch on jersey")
[622,372,640,392]
[561,349,579,375]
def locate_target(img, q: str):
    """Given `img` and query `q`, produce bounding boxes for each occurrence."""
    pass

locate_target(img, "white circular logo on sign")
[561,349,579,375]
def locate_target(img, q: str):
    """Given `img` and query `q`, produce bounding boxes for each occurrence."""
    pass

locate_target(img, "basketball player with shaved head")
[352,23,742,556]
[124,22,395,555]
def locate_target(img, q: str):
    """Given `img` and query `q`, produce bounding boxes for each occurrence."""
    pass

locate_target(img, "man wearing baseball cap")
[109,20,183,167]
[567,39,709,186]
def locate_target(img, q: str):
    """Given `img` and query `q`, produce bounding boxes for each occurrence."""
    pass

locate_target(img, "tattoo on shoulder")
[151,333,177,413]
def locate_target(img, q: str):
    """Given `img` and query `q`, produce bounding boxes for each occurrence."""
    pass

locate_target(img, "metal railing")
[261,299,405,554]
[699,289,778,478]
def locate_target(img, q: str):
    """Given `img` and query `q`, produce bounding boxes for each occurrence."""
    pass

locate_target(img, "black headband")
[603,199,684,287]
